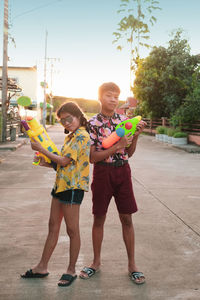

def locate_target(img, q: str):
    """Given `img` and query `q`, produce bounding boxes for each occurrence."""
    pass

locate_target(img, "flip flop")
[79,267,99,279]
[58,274,77,287]
[20,269,49,278]
[129,271,145,285]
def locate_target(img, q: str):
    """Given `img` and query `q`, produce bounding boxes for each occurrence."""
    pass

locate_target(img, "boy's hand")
[116,135,131,149]
[134,120,147,136]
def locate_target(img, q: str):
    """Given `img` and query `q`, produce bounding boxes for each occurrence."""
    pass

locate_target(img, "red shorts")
[91,162,138,216]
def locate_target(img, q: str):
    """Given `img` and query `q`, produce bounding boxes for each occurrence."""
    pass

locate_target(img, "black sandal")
[58,274,77,287]
[20,269,49,278]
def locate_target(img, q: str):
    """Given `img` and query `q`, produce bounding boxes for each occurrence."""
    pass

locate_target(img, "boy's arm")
[90,137,129,163]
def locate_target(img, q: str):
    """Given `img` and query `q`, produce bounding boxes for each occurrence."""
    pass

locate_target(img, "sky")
[1,0,200,101]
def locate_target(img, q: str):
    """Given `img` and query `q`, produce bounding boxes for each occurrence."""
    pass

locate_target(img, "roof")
[120,97,138,109]
[0,77,22,92]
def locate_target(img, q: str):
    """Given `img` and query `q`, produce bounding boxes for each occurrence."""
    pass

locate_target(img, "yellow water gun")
[21,117,60,166]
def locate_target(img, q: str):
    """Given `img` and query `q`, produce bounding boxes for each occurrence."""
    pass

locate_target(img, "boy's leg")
[119,213,145,284]
[79,214,106,278]
[32,197,63,274]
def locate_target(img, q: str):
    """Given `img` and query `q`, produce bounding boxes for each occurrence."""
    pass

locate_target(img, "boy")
[80,82,146,284]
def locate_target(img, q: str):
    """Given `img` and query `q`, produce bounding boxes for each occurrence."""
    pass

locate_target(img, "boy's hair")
[57,101,88,133]
[98,82,120,100]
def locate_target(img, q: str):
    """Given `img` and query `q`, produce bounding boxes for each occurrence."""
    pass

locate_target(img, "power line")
[11,0,63,22]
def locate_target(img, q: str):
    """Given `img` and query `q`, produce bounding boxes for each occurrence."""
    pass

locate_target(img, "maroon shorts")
[91,162,138,216]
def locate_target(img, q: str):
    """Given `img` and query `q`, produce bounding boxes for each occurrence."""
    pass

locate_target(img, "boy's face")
[100,90,119,112]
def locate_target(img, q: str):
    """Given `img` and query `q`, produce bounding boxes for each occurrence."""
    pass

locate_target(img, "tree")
[113,0,161,91]
[171,66,200,126]
[133,29,200,121]
[133,46,168,118]
[162,29,198,116]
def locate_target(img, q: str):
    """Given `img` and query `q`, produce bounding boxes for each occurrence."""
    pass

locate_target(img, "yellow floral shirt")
[54,127,90,193]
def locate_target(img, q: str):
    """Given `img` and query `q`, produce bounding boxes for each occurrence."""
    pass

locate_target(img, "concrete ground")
[0,125,200,300]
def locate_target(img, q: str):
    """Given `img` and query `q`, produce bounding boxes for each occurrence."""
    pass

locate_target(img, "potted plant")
[167,128,175,144]
[172,132,188,145]
[155,126,166,141]
[163,127,168,143]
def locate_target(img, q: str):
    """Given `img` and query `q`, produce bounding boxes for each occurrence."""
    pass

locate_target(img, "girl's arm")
[31,139,71,167]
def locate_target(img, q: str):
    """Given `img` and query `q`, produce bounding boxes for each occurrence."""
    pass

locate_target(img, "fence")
[143,117,200,146]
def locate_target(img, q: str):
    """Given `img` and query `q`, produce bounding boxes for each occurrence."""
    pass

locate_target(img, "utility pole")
[1,0,8,142]
[47,57,60,124]
[42,30,48,128]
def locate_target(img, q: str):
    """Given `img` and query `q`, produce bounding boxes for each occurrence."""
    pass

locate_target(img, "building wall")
[0,66,37,100]
[0,66,41,120]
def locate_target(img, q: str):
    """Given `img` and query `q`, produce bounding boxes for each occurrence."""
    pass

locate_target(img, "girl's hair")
[98,82,120,100]
[57,101,88,134]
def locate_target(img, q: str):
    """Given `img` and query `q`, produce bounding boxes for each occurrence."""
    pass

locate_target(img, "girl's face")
[59,112,80,132]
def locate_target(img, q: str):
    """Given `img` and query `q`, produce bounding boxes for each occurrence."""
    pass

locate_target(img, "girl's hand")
[33,154,46,166]
[31,138,44,152]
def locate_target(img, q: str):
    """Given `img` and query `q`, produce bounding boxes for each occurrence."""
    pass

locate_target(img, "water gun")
[102,116,142,149]
[21,117,60,166]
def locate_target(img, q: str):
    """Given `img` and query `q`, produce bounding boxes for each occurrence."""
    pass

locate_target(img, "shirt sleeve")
[62,131,90,162]
[88,121,98,146]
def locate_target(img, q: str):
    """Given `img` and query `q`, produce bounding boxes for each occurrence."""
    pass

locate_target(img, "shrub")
[167,128,176,137]
[156,126,166,134]
[173,132,188,138]
[46,112,56,125]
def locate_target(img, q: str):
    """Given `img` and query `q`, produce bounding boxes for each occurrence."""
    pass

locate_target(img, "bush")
[167,128,176,137]
[156,126,166,134]
[173,132,188,138]
[46,112,56,125]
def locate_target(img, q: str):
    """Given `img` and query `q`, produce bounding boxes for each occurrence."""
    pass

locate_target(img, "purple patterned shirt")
[88,112,129,163]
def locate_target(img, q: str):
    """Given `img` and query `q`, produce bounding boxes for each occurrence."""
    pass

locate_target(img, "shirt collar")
[97,112,118,121]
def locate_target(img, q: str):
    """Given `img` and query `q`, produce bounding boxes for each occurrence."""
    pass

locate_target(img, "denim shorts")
[51,188,84,205]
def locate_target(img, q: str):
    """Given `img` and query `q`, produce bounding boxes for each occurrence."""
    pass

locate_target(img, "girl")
[21,102,90,287]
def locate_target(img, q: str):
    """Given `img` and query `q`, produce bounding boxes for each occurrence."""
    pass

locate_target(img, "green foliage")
[51,96,101,114]
[167,128,176,137]
[173,132,188,138]
[46,112,56,125]
[133,29,200,123]
[113,0,161,78]
[156,126,166,134]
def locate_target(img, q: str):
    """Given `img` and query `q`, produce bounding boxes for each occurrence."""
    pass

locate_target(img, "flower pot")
[158,134,164,141]
[163,134,168,142]
[172,137,188,145]
[167,136,172,144]
[155,134,159,140]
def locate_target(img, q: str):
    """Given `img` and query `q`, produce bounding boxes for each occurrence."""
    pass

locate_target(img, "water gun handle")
[32,152,40,166]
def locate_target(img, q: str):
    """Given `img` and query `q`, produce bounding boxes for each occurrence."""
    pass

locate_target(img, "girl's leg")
[58,204,80,284]
[32,197,63,274]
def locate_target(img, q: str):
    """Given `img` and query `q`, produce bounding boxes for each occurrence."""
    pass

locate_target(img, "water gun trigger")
[32,151,40,166]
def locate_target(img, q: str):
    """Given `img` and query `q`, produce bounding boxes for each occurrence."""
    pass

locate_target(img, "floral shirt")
[88,112,129,163]
[54,127,90,193]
